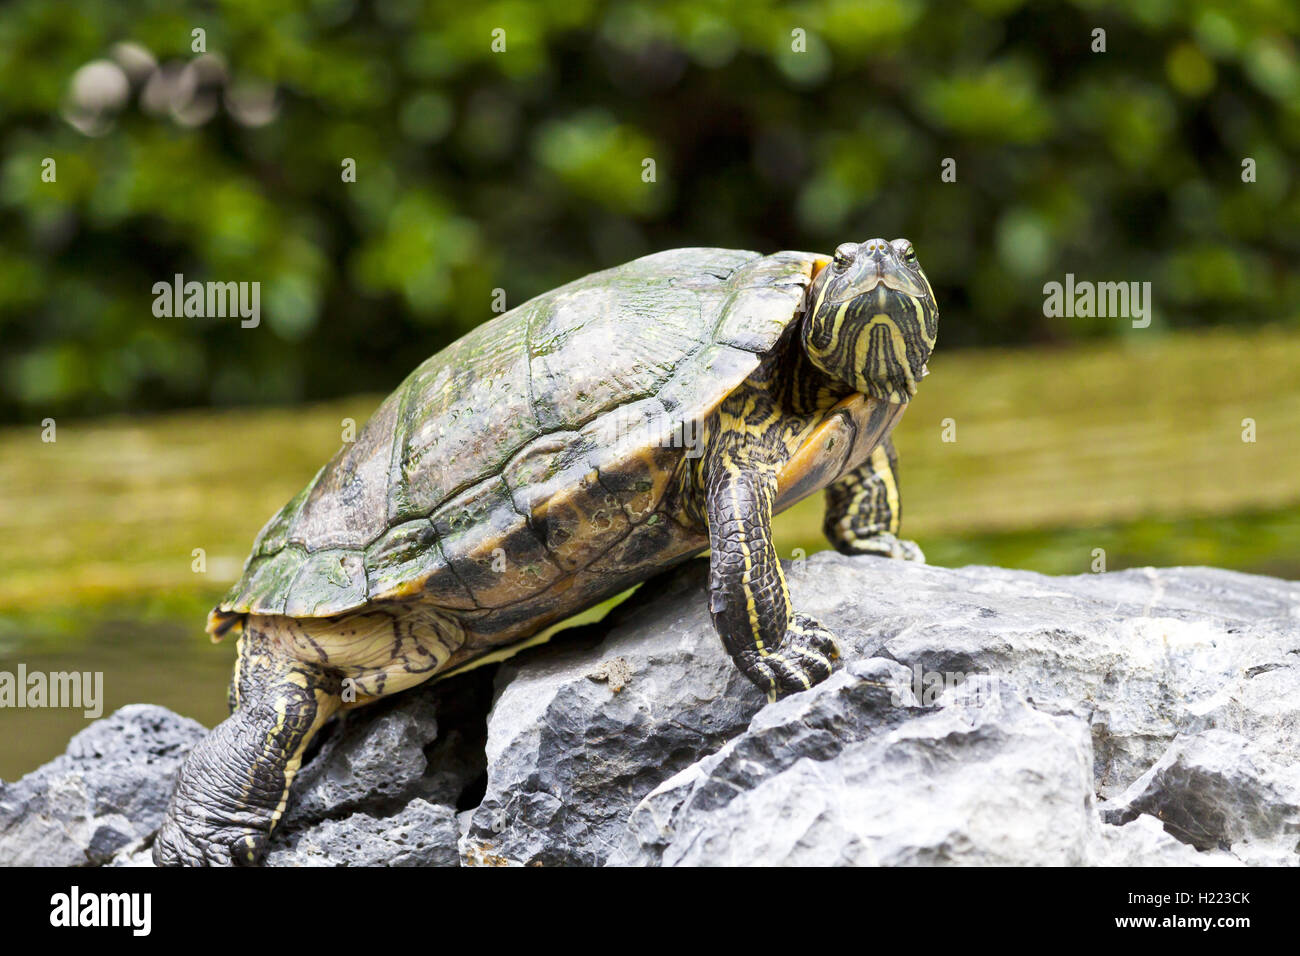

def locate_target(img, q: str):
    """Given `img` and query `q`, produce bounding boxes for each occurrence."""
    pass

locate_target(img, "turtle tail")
[205,607,245,642]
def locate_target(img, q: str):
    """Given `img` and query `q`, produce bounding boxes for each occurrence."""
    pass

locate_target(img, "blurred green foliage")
[1,0,1298,422]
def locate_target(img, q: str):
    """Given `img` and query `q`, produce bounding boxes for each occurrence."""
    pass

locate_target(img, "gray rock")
[1095,815,1242,867]
[265,799,459,867]
[460,569,769,867]
[780,558,1300,800]
[7,555,1298,867]
[1101,729,1300,863]
[269,666,492,861]
[279,691,443,831]
[0,704,206,866]
[105,837,155,867]
[613,669,1106,865]
[463,556,1300,865]
[281,667,491,832]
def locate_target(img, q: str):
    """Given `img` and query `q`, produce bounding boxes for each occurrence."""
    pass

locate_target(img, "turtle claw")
[750,613,839,702]
[844,531,926,564]
[154,814,268,867]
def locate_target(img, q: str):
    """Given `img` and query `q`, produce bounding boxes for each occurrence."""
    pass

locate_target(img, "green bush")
[1,0,1296,422]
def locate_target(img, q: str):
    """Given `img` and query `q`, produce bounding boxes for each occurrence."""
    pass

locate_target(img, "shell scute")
[290,397,397,552]
[428,476,563,609]
[364,518,441,604]
[282,550,368,618]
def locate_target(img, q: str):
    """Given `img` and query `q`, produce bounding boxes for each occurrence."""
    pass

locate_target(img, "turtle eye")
[831,243,857,272]
[898,242,918,266]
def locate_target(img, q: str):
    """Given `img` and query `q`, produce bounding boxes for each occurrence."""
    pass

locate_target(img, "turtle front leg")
[154,621,342,866]
[823,438,926,563]
[705,456,839,701]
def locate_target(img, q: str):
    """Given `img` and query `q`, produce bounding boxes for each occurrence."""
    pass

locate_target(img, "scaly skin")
[692,314,848,699]
[705,459,839,700]
[824,438,926,562]
[154,606,462,865]
[154,621,341,866]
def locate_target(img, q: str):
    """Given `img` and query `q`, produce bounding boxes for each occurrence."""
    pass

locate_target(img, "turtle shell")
[218,248,819,625]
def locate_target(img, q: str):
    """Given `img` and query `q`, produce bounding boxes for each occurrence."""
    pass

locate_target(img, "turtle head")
[801,238,938,404]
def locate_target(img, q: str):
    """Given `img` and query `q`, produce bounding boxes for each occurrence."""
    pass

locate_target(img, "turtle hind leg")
[154,619,343,866]
[823,438,926,563]
[155,606,463,865]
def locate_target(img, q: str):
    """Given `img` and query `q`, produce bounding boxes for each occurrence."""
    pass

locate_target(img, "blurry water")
[0,613,235,780]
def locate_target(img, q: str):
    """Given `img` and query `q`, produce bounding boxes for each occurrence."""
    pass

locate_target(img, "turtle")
[154,238,939,866]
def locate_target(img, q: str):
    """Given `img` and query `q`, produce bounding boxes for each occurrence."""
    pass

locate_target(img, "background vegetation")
[1,0,1298,776]
[2,0,1298,421]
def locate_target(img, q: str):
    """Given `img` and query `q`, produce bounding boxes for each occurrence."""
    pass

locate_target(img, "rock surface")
[3,555,1298,866]
[0,704,206,866]
[266,799,461,867]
